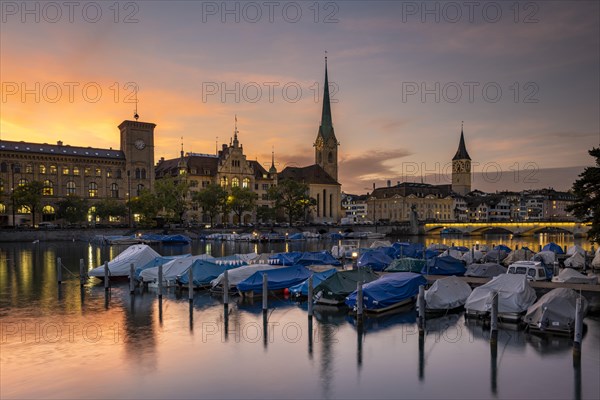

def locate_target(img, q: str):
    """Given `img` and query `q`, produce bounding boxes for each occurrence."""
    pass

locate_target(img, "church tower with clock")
[451,125,472,196]
[120,119,156,193]
[314,56,339,181]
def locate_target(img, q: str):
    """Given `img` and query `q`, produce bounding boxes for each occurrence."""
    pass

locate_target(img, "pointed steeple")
[453,122,471,160]
[269,146,277,174]
[233,115,239,147]
[318,54,335,141]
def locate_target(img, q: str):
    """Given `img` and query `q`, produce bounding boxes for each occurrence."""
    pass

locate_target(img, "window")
[18,178,28,187]
[111,183,119,198]
[62,166,70,175]
[42,205,55,214]
[527,269,536,278]
[49,165,57,174]
[17,205,31,214]
[25,164,33,173]
[88,182,98,197]
[242,178,250,189]
[262,184,269,190]
[84,167,91,176]
[66,181,76,195]
[220,177,228,187]
[136,184,144,196]
[42,180,53,196]
[39,164,46,174]
[0,179,3,192]
[141,169,147,179]
[0,204,5,213]
[73,167,80,176]
[95,168,101,177]
[87,206,98,223]
[232,177,239,188]
[116,170,122,179]
[135,168,141,179]
[202,181,210,188]
[0,162,6,173]
[328,151,333,163]
[106,169,112,178]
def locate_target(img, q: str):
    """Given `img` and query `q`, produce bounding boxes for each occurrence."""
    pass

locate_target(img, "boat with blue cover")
[345,272,427,314]
[237,265,312,295]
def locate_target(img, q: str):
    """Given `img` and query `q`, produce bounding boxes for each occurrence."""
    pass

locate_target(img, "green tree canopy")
[268,179,313,225]
[566,147,600,243]
[93,199,128,222]
[228,186,257,224]
[129,188,161,227]
[12,181,43,225]
[154,177,191,222]
[192,183,228,226]
[56,195,89,224]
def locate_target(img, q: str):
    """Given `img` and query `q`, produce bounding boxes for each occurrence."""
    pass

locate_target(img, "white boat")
[89,244,161,278]
[139,254,214,286]
[465,274,537,321]
[331,240,360,259]
[524,288,589,335]
[552,268,598,285]
[345,231,386,239]
[210,263,283,289]
[423,276,472,313]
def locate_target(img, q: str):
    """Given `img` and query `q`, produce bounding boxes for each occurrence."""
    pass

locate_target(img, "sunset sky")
[1,1,598,194]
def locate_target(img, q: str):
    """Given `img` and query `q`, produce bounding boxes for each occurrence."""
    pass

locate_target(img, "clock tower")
[451,124,472,196]
[120,119,156,193]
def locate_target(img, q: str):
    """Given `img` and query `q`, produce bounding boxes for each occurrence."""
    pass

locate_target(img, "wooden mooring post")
[158,264,163,299]
[262,273,268,314]
[307,275,314,317]
[357,281,364,322]
[129,263,135,294]
[223,269,229,306]
[490,291,498,343]
[573,296,583,359]
[104,261,109,291]
[188,267,193,302]
[418,285,426,332]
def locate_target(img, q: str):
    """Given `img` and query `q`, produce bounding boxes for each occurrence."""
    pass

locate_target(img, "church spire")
[321,54,332,129]
[453,122,471,160]
[269,146,277,174]
[233,115,239,147]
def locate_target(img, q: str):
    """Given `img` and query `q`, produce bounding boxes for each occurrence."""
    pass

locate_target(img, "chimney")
[372,182,376,190]
[57,141,63,146]
[387,180,391,187]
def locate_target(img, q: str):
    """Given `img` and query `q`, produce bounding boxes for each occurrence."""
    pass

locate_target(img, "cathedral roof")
[317,58,336,142]
[279,164,339,185]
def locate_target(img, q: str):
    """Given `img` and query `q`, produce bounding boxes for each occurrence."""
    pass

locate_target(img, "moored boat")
[314,269,378,305]
[524,288,588,335]
[423,275,472,314]
[345,272,427,314]
[89,244,161,278]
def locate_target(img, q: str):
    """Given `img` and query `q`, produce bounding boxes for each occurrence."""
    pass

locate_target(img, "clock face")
[134,139,146,150]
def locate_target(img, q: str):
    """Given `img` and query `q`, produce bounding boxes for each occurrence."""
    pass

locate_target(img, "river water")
[1,234,598,399]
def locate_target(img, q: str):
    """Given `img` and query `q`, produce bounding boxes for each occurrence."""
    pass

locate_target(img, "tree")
[129,188,161,227]
[566,147,600,243]
[268,179,313,225]
[93,199,128,223]
[56,195,89,224]
[154,177,191,223]
[229,186,257,224]
[192,183,228,226]
[12,181,43,226]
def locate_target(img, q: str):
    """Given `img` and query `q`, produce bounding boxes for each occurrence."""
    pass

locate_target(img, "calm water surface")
[1,235,599,399]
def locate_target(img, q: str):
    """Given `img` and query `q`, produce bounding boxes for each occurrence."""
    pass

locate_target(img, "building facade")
[0,120,155,226]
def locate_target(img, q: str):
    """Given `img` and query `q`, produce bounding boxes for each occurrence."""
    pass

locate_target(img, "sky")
[1,1,599,194]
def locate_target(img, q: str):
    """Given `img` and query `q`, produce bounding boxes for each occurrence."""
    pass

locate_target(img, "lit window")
[42,205,55,214]
[42,180,54,196]
[232,177,239,188]
[242,178,250,188]
[111,183,119,198]
[18,178,28,187]
[88,182,98,197]
[220,177,228,187]
[73,167,80,176]
[62,166,70,175]
[67,181,76,195]
[95,168,101,177]
[39,165,46,174]
[49,165,57,174]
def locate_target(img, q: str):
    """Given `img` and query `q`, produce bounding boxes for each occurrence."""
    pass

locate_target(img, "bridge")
[423,221,591,237]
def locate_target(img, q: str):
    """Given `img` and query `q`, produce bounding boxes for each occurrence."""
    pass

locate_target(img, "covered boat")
[483,249,509,263]
[356,249,393,271]
[385,257,426,273]
[139,255,210,285]
[135,254,193,279]
[269,251,341,267]
[424,276,472,312]
[503,248,535,266]
[552,268,598,285]
[237,265,312,293]
[524,288,588,334]
[177,258,242,288]
[345,272,427,313]
[464,262,507,278]
[314,269,379,305]
[392,242,424,259]
[564,252,586,269]
[461,250,484,264]
[465,274,537,320]
[210,264,282,289]
[370,240,393,249]
[422,256,466,276]
[494,244,512,253]
[542,242,564,254]
[566,245,585,257]
[288,268,337,297]
[140,234,192,244]
[89,244,161,278]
